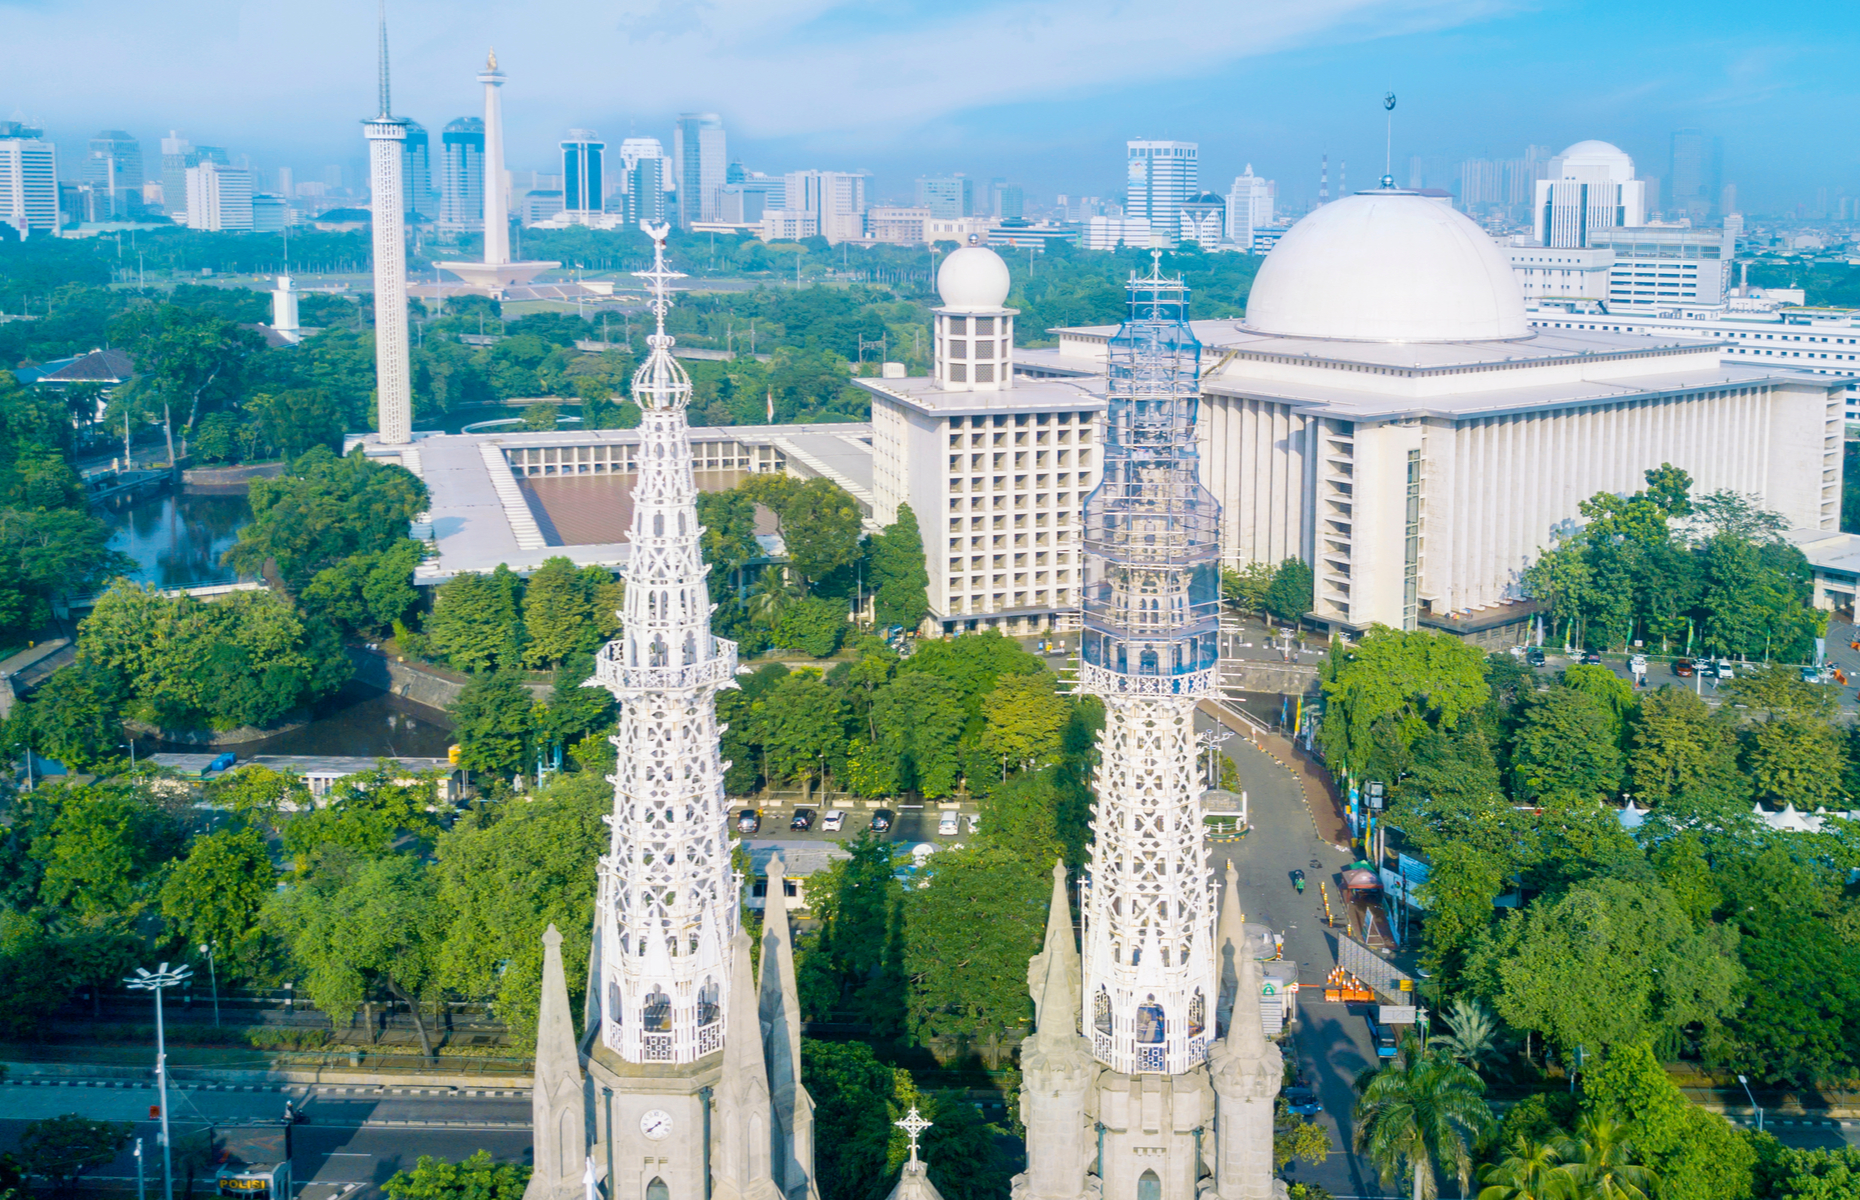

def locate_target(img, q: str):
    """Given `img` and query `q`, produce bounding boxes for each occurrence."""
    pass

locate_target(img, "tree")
[1261,557,1314,625]
[1469,876,1741,1058]
[521,557,604,669]
[1319,627,1490,778]
[110,302,263,432]
[870,504,930,631]
[752,672,845,794]
[1220,561,1275,616]
[775,596,848,658]
[1431,997,1506,1077]
[1509,687,1624,803]
[17,1114,131,1193]
[299,539,426,638]
[277,762,442,863]
[428,567,526,674]
[1352,1039,1494,1200]
[223,447,427,588]
[979,672,1068,777]
[447,670,536,778]
[973,770,1065,865]
[10,661,125,770]
[1743,714,1846,809]
[160,826,275,972]
[1753,1145,1860,1200]
[1476,1137,1573,1200]
[31,783,182,918]
[265,852,449,1058]
[802,1039,911,1200]
[695,487,761,600]
[869,672,966,797]
[1559,664,1635,744]
[1556,1113,1656,1200]
[0,909,68,1037]
[1583,1041,1755,1200]
[1275,1115,1331,1172]
[207,764,310,833]
[383,1151,530,1200]
[435,772,608,1040]
[902,845,1048,1061]
[1625,687,1745,815]
[772,476,864,585]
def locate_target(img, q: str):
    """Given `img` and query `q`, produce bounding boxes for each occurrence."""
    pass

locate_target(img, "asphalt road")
[0,1081,531,1198]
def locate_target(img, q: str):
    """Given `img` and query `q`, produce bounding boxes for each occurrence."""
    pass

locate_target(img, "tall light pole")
[125,962,193,1200]
[1737,1074,1763,1132]
[200,944,220,1027]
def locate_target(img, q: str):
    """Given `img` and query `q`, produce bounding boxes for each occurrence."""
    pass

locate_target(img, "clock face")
[640,1109,673,1141]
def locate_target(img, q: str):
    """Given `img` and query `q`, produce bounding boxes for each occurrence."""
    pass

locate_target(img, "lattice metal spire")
[375,0,392,119]
[591,222,740,1065]
[1077,255,1223,1078]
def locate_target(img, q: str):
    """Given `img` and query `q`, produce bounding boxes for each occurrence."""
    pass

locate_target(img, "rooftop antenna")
[1383,92,1397,188]
[1319,154,1329,206]
[376,0,392,119]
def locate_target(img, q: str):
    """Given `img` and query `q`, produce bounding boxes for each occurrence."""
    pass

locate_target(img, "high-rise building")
[439,117,485,231]
[362,8,412,448]
[561,129,604,217]
[160,131,193,220]
[1125,140,1198,229]
[1224,166,1273,250]
[619,137,670,224]
[915,174,973,218]
[523,228,817,1200]
[990,179,1024,220]
[276,166,294,199]
[251,193,294,233]
[184,161,254,231]
[0,130,58,239]
[1532,140,1646,248]
[672,112,725,226]
[1178,193,1224,245]
[1015,258,1283,1200]
[83,131,142,220]
[783,169,867,241]
[401,121,437,222]
[1669,128,1721,224]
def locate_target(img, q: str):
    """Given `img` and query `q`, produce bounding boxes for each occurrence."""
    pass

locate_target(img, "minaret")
[526,925,588,1200]
[590,220,740,1066]
[1012,862,1097,1200]
[758,857,820,1200]
[713,925,781,1200]
[1075,252,1225,1200]
[1207,932,1285,1200]
[362,1,412,446]
[479,50,510,268]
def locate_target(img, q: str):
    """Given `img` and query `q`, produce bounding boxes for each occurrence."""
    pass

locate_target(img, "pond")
[100,487,252,589]
[146,681,456,759]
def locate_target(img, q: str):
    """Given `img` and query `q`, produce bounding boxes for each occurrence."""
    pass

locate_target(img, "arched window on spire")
[1093,987,1112,1034]
[642,986,671,1032]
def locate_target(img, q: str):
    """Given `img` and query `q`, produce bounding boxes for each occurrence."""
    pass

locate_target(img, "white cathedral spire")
[590,221,741,1065]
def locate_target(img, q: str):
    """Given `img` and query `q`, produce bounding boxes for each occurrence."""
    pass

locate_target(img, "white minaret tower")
[590,220,741,1066]
[362,2,412,446]
[479,49,510,268]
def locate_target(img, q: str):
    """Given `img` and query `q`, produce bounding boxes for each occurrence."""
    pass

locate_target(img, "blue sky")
[3,0,1855,213]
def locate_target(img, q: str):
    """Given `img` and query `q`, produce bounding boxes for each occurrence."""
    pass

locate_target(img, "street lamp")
[124,962,193,1200]
[199,943,220,1028]
[1737,1074,1763,1132]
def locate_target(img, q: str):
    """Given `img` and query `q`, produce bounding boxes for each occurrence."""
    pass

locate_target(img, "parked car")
[822,810,845,833]
[965,813,982,834]
[870,809,894,833]
[1672,657,1696,677]
[1525,646,1547,667]
[1801,665,1823,683]
[737,809,761,834]
[938,811,960,836]
[790,808,815,832]
[1581,649,1604,666]
[1282,1087,1322,1117]
[1365,1012,1399,1059]
[1715,659,1736,681]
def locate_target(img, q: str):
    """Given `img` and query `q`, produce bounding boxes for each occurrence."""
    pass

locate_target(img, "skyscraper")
[784,169,867,241]
[84,131,142,219]
[439,117,485,231]
[915,175,973,218]
[1224,166,1272,250]
[1533,140,1646,248]
[401,120,437,222]
[521,224,817,1200]
[1126,140,1197,228]
[561,129,604,217]
[363,5,412,447]
[184,162,253,231]
[672,112,725,226]
[1016,258,1281,1200]
[160,131,193,220]
[1669,128,1721,223]
[0,130,58,239]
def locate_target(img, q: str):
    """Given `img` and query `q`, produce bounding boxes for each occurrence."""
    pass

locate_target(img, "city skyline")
[1,0,1855,215]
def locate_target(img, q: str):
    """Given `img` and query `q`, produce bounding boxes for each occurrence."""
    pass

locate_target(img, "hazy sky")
[4,0,1856,213]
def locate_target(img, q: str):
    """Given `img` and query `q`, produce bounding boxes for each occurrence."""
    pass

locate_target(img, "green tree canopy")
[870,503,930,631]
[1318,626,1490,778]
[159,826,276,973]
[223,447,427,588]
[902,845,1047,1058]
[383,1151,531,1200]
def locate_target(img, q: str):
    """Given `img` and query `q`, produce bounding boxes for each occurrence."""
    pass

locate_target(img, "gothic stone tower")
[529,223,812,1200]
[1014,259,1283,1200]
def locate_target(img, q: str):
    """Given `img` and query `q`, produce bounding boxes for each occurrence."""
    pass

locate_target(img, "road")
[1198,708,1860,1199]
[0,1079,531,1198]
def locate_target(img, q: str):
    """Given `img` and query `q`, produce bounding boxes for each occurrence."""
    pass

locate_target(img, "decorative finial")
[1384,91,1397,111]
[896,1107,932,1165]
[629,221,691,412]
[487,47,498,71]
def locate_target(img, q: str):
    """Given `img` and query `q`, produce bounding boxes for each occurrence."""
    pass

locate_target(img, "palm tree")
[1433,997,1507,1077]
[1555,1114,1655,1200]
[1477,1137,1573,1200]
[1354,1036,1495,1200]
[747,566,798,629]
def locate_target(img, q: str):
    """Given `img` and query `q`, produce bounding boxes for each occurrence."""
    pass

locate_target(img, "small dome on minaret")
[936,246,1011,312]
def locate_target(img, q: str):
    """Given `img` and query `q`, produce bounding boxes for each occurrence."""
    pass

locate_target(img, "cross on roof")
[895,1107,932,1164]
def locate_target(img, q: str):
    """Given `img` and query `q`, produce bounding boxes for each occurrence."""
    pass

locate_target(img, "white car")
[822,810,845,833]
[965,813,981,834]
[938,811,960,836]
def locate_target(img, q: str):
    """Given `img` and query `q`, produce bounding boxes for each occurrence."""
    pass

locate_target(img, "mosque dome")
[1555,140,1635,182]
[936,246,1012,311]
[1242,190,1529,343]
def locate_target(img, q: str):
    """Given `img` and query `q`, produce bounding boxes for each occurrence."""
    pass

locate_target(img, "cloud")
[0,0,1523,151]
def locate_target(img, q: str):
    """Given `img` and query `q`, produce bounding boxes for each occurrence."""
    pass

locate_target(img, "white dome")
[1243,191,1529,343]
[1555,140,1635,182]
[936,246,1011,311]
